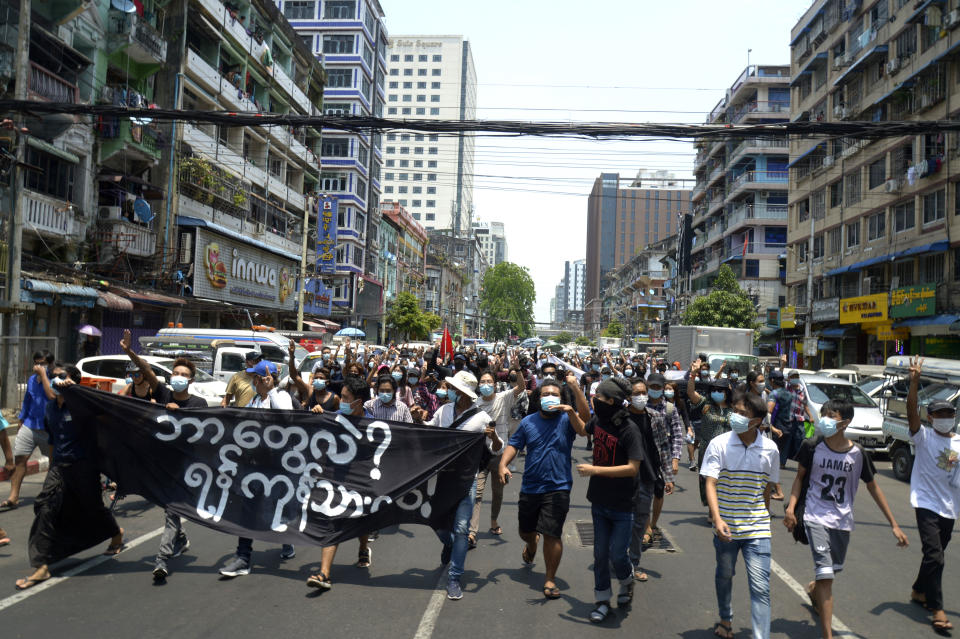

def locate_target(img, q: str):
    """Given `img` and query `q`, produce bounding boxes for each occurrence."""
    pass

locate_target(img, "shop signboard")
[839,293,887,324]
[779,306,796,329]
[871,322,910,342]
[766,308,779,326]
[804,337,819,356]
[812,297,840,323]
[301,278,333,316]
[194,228,298,309]
[890,283,936,319]
[317,196,339,274]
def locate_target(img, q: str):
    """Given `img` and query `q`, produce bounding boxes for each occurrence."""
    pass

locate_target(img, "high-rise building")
[283,0,388,328]
[565,259,586,313]
[683,64,790,327]
[382,35,476,235]
[787,0,960,362]
[472,219,507,267]
[553,282,566,325]
[585,170,693,334]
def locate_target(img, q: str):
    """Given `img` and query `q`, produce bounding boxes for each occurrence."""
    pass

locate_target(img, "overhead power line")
[5,100,960,140]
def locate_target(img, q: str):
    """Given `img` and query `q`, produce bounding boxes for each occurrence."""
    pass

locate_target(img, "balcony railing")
[29,62,78,103]
[24,190,75,237]
[729,101,789,124]
[109,12,167,63]
[725,203,789,230]
[730,170,788,190]
[98,218,157,257]
[729,137,789,163]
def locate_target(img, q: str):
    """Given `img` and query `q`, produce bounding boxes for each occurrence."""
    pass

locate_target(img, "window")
[923,189,946,224]
[431,82,441,89]
[356,177,367,199]
[416,95,426,102]
[398,160,408,167]
[432,68,441,76]
[384,172,394,180]
[283,0,315,20]
[402,94,411,102]
[386,133,396,141]
[830,181,843,207]
[845,170,862,204]
[401,107,411,114]
[417,82,426,89]
[320,172,347,191]
[412,213,421,220]
[868,158,886,189]
[846,220,860,248]
[326,68,352,88]
[427,160,437,168]
[432,54,442,62]
[387,107,397,114]
[399,199,407,206]
[400,146,409,154]
[388,81,398,89]
[390,54,399,62]
[867,210,886,241]
[388,95,397,102]
[412,187,422,194]
[323,0,355,19]
[428,147,438,155]
[895,260,915,286]
[921,253,945,283]
[429,134,439,141]
[427,187,436,194]
[403,82,412,89]
[894,201,915,231]
[321,137,349,157]
[426,213,436,221]
[24,149,74,200]
[813,235,824,259]
[400,134,411,141]
[430,95,440,102]
[385,159,394,167]
[427,174,437,181]
[385,146,395,154]
[384,186,393,193]
[426,200,436,207]
[300,34,314,50]
[404,54,413,62]
[404,69,412,76]
[398,173,408,180]
[323,35,354,54]
[414,147,424,155]
[389,69,398,76]
[430,108,439,115]
[413,160,423,167]
[415,69,425,77]
[412,199,422,207]
[828,227,842,254]
[418,54,428,62]
[398,186,407,193]
[413,173,422,180]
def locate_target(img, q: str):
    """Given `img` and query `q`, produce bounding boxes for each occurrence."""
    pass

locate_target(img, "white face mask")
[932,417,956,434]
[631,394,648,410]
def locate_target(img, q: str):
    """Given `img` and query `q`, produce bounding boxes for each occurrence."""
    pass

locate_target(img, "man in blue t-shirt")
[499,374,588,600]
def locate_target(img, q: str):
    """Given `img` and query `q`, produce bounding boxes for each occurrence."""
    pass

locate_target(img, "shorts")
[13,427,49,458]
[654,481,665,499]
[518,490,570,539]
[805,521,850,580]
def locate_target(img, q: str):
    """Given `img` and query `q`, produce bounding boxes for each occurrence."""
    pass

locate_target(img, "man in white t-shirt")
[426,370,501,601]
[469,367,525,544]
[906,356,960,633]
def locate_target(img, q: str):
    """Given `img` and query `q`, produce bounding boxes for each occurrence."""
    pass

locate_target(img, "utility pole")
[4,0,30,409]
[804,203,815,364]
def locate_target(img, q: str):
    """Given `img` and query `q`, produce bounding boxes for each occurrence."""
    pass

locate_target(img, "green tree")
[601,319,624,338]
[480,262,536,340]
[574,336,593,346]
[554,331,573,344]
[385,291,437,340]
[681,264,758,329]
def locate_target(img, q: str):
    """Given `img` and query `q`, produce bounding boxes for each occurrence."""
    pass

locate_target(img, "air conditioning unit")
[947,9,960,28]
[885,178,901,192]
[887,57,901,74]
[99,206,122,221]
[823,155,835,167]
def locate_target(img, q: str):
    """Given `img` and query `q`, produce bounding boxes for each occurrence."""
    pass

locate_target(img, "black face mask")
[509,373,518,383]
[454,360,464,371]
[594,400,620,423]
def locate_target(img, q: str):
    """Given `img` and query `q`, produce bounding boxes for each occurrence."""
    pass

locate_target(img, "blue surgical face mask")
[624,369,633,377]
[125,376,133,385]
[170,375,189,392]
[700,370,710,379]
[339,400,355,416]
[379,391,394,404]
[322,353,330,360]
[540,395,561,412]
[408,376,419,386]
[435,388,448,399]
[592,364,600,371]
[447,389,458,404]
[391,371,403,381]
[790,379,801,387]
[601,374,611,381]
[479,384,494,397]
[817,416,839,437]
[664,389,675,400]
[729,412,752,434]
[710,391,726,404]
[312,379,327,391]
[648,388,663,399]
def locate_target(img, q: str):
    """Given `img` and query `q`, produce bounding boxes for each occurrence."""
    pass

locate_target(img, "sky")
[379,0,814,325]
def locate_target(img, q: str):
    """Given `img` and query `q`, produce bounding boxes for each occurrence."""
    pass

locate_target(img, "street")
[0,447,955,639]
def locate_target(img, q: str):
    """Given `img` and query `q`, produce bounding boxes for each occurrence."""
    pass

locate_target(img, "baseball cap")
[454,353,467,361]
[928,400,956,414]
[444,370,478,400]
[646,372,667,387]
[769,369,784,381]
[245,350,262,362]
[246,360,278,377]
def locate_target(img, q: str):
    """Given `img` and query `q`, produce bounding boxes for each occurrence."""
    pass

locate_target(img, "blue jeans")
[592,503,634,602]
[714,535,771,639]
[435,480,476,581]
[628,480,655,567]
[235,537,294,562]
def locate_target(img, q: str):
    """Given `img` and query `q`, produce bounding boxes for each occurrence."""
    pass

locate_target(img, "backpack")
[770,388,793,429]
[791,436,824,545]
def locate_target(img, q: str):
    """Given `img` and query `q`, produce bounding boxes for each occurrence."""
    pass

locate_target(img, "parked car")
[77,355,227,406]
[798,374,887,452]
[818,365,886,384]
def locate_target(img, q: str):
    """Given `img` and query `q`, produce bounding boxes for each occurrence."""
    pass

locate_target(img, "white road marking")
[0,526,163,613]
[771,558,855,637]
[412,569,450,639]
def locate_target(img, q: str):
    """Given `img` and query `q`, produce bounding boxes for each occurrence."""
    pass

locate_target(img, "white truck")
[666,325,757,375]
[139,335,292,383]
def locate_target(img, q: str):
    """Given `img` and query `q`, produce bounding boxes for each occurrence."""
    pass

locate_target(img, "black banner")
[64,386,484,546]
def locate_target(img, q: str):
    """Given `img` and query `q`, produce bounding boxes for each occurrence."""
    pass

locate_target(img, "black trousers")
[913,507,955,611]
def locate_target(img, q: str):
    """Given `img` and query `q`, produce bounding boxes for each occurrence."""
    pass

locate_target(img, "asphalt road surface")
[0,445,956,639]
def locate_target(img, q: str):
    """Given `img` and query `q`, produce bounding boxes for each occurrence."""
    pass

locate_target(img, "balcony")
[99,117,161,164]
[725,204,788,233]
[181,124,270,187]
[729,101,789,124]
[98,217,157,258]
[728,138,789,164]
[729,170,788,194]
[691,181,706,202]
[23,190,75,238]
[108,12,167,65]
[29,62,78,103]
[186,49,220,94]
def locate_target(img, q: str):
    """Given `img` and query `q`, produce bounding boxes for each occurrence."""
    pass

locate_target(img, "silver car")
[798,374,887,452]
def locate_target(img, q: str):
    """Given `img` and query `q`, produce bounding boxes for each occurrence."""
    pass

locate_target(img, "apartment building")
[425,229,486,337]
[472,219,507,267]
[600,235,677,341]
[685,65,791,327]
[379,200,427,310]
[788,0,960,362]
[282,0,388,323]
[382,35,476,235]
[584,170,692,334]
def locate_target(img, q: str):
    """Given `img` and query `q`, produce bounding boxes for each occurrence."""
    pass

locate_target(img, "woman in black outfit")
[308,366,341,413]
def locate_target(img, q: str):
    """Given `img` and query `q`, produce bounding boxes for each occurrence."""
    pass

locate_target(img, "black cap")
[454,353,467,361]
[646,372,667,386]
[710,378,730,390]
[769,369,784,381]
[245,350,261,362]
[928,400,956,414]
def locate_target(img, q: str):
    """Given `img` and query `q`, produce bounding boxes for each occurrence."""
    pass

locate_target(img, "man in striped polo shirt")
[700,391,780,639]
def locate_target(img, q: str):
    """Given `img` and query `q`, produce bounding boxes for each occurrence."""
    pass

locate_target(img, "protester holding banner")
[364,375,414,422]
[425,370,500,600]
[498,372,588,601]
[16,365,125,591]
[152,357,207,582]
[220,359,295,577]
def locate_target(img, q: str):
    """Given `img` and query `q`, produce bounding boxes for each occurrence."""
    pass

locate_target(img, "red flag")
[439,325,454,361]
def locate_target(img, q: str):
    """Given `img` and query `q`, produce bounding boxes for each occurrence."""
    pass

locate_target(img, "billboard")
[193,228,297,309]
[890,283,936,319]
[317,196,339,274]
[839,294,888,324]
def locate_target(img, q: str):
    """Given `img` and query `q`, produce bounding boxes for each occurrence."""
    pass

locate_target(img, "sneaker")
[440,544,452,566]
[446,578,463,600]
[219,556,250,577]
[152,560,168,583]
[590,602,611,623]
[280,545,296,560]
[171,534,190,558]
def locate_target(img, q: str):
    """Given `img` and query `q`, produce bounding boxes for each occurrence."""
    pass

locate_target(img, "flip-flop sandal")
[14,576,50,591]
[641,532,653,547]
[306,572,332,590]
[543,585,561,599]
[651,527,663,542]
[633,570,648,582]
[0,537,10,547]
[933,619,954,634]
[356,547,372,568]
[102,542,126,556]
[589,603,611,623]
[468,534,477,549]
[713,622,734,639]
[0,500,18,512]
[488,526,502,535]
